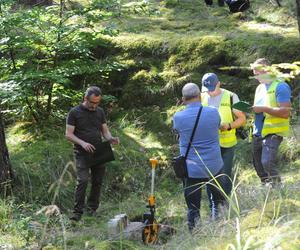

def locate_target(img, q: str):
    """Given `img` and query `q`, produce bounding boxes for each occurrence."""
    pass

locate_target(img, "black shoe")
[218,0,224,6]
[261,178,271,186]
[267,181,284,189]
[70,213,81,221]
[86,209,98,217]
[205,0,213,5]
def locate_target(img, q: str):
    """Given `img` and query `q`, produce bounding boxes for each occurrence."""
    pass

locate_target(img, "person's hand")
[110,137,120,145]
[252,106,268,113]
[81,142,96,153]
[219,123,230,131]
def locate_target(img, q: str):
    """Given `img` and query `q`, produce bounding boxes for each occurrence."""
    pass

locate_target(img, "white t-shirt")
[207,89,240,109]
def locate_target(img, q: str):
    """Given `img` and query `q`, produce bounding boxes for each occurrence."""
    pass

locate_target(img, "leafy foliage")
[0,0,122,122]
[1,0,300,248]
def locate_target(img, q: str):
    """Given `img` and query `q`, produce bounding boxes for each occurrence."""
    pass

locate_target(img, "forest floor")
[1,0,300,249]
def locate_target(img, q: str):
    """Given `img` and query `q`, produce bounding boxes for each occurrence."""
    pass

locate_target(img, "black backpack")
[226,0,250,13]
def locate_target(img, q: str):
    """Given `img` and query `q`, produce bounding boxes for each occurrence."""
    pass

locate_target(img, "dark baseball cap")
[201,73,219,92]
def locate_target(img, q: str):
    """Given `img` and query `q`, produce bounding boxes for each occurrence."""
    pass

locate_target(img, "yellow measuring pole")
[149,158,158,206]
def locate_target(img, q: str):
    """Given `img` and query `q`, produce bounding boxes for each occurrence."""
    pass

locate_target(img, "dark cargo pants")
[252,134,283,184]
[73,154,106,215]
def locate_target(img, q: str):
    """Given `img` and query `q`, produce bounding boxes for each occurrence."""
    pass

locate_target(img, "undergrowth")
[2,105,300,249]
[1,0,300,249]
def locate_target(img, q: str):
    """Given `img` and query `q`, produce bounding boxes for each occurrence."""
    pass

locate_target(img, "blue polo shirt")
[253,82,291,137]
[173,102,223,179]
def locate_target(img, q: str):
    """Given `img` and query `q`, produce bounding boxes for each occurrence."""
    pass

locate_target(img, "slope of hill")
[1,0,300,249]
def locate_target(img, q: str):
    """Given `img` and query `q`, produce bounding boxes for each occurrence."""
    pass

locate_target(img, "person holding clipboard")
[201,73,246,217]
[250,58,291,187]
[66,86,119,221]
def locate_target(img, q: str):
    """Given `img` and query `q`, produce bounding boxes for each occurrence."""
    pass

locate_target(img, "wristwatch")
[227,123,232,131]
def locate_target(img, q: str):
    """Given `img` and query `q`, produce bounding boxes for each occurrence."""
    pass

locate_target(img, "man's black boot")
[70,213,82,222]
[218,0,225,6]
[205,0,213,6]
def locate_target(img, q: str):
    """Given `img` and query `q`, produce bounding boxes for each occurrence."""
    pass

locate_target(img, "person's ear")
[182,96,186,104]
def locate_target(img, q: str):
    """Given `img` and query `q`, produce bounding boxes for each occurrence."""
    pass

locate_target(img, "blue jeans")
[252,134,283,183]
[183,173,224,231]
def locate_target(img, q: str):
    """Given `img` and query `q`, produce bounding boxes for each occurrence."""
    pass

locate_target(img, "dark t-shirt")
[66,104,107,153]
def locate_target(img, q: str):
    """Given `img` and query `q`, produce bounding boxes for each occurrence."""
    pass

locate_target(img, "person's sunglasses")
[88,99,100,105]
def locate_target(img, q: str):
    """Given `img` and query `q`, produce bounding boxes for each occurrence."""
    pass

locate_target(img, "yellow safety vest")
[202,89,237,148]
[254,81,290,137]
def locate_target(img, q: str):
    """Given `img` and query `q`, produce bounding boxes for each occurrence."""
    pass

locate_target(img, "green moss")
[114,36,169,58]
[2,0,300,248]
[121,69,165,107]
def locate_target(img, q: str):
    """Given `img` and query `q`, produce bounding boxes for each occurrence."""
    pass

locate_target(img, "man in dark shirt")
[66,86,119,221]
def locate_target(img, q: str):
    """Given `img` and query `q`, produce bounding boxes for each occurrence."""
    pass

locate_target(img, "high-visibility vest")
[202,89,237,148]
[254,81,290,137]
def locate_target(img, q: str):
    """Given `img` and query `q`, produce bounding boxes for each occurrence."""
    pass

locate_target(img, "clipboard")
[88,141,115,166]
[232,101,252,113]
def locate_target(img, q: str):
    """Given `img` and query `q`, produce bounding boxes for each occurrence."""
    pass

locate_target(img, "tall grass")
[38,161,76,249]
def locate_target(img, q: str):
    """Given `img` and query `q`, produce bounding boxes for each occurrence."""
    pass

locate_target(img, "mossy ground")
[2,108,300,249]
[98,0,300,109]
[1,0,300,249]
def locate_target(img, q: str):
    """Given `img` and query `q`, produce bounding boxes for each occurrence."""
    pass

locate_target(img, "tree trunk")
[0,111,13,195]
[297,0,300,37]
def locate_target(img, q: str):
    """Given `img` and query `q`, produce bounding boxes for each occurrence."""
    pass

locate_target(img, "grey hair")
[84,86,102,98]
[182,83,200,100]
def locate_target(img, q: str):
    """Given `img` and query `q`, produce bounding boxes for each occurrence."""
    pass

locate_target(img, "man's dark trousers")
[207,146,234,213]
[252,134,283,184]
[73,154,106,215]
[220,146,235,195]
[184,175,224,230]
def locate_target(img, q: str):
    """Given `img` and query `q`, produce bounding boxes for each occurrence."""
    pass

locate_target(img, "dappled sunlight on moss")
[239,21,298,37]
[0,234,30,249]
[124,126,162,147]
[236,168,257,185]
[6,122,35,153]
[283,169,300,184]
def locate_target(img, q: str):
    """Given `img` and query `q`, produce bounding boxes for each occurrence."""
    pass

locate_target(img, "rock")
[122,222,144,241]
[107,214,145,241]
[107,214,129,236]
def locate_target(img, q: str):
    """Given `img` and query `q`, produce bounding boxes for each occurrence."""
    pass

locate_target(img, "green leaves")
[254,62,300,82]
[0,0,120,122]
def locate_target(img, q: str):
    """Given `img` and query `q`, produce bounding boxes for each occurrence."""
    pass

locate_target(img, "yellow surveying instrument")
[142,158,159,244]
